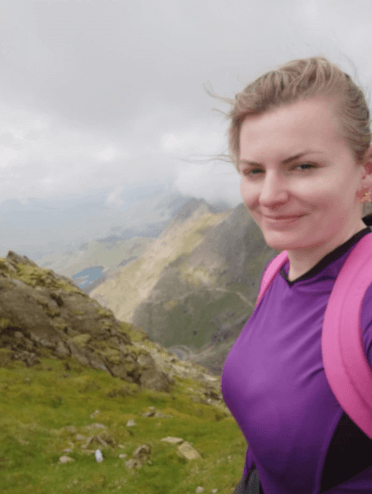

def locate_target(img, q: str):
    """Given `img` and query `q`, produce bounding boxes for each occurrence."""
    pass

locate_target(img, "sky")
[2,0,372,258]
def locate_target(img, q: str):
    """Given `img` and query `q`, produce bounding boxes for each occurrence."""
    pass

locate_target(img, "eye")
[242,168,262,176]
[296,163,314,171]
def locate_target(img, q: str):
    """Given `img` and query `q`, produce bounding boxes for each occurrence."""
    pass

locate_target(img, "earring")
[360,190,372,203]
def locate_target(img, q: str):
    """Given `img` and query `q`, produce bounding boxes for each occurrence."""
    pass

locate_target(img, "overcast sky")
[1,0,372,254]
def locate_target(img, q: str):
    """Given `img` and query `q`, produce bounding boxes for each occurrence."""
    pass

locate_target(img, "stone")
[85,435,108,448]
[90,410,100,419]
[59,455,75,464]
[139,368,171,393]
[177,442,201,461]
[125,458,141,469]
[160,437,183,444]
[211,490,218,493]
[141,406,156,417]
[126,419,136,427]
[154,411,173,418]
[195,488,204,494]
[118,454,127,459]
[75,434,86,441]
[62,426,77,434]
[133,444,151,463]
[62,448,74,454]
[85,423,107,430]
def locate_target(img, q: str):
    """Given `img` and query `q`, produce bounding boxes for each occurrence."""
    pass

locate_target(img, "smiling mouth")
[265,215,305,219]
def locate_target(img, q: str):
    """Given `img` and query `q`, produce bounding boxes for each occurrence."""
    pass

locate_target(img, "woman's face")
[238,97,369,255]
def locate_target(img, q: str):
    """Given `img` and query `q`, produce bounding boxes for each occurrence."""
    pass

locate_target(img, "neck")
[286,219,367,282]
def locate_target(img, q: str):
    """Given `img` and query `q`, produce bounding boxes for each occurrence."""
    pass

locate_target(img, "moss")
[52,320,69,333]
[98,347,121,365]
[0,317,11,329]
[71,310,84,316]
[97,309,114,319]
[44,306,60,318]
[15,264,81,294]
[101,320,114,330]
[71,334,91,347]
[121,344,149,358]
[122,323,149,343]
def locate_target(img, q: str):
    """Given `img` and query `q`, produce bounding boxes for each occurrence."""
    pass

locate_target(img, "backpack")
[255,233,372,440]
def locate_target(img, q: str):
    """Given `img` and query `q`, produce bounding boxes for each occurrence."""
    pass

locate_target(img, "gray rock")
[133,444,151,463]
[59,455,75,464]
[61,426,77,434]
[160,437,183,444]
[85,423,107,430]
[125,458,141,469]
[75,434,86,441]
[177,442,201,461]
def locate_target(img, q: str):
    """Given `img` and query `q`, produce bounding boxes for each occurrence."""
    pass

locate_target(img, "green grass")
[137,290,249,350]
[0,354,246,493]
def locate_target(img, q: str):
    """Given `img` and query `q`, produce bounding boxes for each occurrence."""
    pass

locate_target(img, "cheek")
[240,179,255,200]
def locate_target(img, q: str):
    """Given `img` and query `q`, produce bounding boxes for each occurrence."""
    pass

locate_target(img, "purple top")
[221,225,372,494]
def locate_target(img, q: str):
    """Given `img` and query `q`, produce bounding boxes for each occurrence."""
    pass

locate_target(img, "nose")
[259,171,289,207]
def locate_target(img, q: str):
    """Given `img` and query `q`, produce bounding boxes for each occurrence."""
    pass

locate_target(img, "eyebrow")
[238,151,322,170]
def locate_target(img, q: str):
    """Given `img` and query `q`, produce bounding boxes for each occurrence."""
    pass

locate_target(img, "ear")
[357,146,372,203]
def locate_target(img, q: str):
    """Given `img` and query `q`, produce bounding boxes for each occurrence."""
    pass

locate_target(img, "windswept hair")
[224,57,371,169]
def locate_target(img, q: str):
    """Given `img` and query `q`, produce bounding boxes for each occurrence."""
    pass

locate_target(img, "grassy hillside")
[1,335,246,494]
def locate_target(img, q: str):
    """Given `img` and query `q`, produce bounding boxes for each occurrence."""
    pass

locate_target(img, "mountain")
[38,236,154,280]
[0,250,247,494]
[36,195,230,294]
[0,184,193,261]
[89,201,278,374]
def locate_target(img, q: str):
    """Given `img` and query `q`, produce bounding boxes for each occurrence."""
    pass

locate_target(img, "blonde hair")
[227,57,371,169]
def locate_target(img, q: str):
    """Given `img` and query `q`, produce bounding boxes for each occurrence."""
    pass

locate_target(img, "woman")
[221,57,372,493]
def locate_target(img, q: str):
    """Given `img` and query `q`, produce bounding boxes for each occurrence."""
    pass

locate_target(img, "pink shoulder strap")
[322,233,372,439]
[256,251,288,305]
[255,237,372,439]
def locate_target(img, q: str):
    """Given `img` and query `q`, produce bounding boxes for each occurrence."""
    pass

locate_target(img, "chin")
[261,231,301,251]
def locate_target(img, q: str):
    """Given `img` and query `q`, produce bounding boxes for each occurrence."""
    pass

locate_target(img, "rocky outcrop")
[0,251,171,392]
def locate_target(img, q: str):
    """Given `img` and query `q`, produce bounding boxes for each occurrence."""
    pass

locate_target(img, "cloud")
[1,0,372,255]
[97,147,116,161]
[175,161,241,206]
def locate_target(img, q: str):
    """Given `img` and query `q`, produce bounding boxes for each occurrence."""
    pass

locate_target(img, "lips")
[265,215,304,219]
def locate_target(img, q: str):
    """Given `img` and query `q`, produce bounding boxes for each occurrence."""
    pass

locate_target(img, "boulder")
[177,441,201,460]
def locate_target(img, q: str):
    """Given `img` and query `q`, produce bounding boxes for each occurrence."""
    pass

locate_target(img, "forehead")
[239,98,344,160]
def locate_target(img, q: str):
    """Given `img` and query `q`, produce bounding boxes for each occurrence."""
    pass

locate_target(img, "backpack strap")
[322,233,372,439]
[255,237,372,439]
[256,251,288,305]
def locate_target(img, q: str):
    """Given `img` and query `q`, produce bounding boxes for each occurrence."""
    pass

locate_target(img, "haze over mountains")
[15,183,273,375]
[88,199,277,373]
[0,181,233,261]
[7,184,372,375]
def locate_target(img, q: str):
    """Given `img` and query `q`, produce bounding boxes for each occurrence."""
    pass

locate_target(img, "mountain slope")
[90,203,278,373]
[0,252,248,494]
